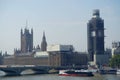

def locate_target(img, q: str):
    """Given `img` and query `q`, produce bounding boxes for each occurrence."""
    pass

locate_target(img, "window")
[91,31,96,37]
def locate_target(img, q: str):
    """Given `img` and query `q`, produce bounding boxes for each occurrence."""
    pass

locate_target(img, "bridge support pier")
[32,69,49,74]
[5,72,21,76]
[0,68,22,76]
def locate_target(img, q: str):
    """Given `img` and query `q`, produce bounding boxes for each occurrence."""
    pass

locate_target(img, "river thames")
[0,73,120,80]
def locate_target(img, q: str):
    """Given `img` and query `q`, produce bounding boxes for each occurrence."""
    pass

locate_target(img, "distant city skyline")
[0,0,120,54]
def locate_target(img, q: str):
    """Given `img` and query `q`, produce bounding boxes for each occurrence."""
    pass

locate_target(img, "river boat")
[116,69,120,75]
[59,70,94,77]
[99,69,117,74]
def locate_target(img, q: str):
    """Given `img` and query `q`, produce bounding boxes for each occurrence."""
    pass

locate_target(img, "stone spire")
[41,31,47,51]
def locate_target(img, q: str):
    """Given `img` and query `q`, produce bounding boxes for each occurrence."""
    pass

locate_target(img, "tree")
[109,54,120,68]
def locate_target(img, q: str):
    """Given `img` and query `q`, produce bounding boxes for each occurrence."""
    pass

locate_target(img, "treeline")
[109,54,120,68]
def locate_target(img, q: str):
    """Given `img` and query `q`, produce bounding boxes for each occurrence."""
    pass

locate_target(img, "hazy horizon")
[0,0,120,54]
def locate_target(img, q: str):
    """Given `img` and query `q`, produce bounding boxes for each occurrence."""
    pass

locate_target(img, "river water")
[0,72,120,80]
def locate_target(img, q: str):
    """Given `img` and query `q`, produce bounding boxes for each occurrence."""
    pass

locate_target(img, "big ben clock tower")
[87,9,105,65]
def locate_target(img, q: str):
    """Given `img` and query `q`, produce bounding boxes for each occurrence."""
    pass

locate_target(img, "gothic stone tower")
[41,31,47,51]
[21,28,33,53]
[87,9,105,63]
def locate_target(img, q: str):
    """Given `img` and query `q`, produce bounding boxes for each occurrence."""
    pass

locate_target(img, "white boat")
[116,69,120,75]
[59,69,94,77]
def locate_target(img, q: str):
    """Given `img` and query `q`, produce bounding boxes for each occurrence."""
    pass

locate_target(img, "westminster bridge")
[0,65,87,76]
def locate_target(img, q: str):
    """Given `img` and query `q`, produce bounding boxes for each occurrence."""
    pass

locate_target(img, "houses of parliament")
[0,9,112,67]
[14,27,47,55]
[2,27,88,66]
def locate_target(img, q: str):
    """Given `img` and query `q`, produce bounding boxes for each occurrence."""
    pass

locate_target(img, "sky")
[0,0,120,54]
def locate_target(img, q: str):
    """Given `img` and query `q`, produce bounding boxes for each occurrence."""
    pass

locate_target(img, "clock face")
[91,31,96,37]
[98,30,102,37]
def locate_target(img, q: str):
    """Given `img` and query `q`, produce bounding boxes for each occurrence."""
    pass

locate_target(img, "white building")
[112,41,120,57]
[47,44,74,52]
[34,51,49,58]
